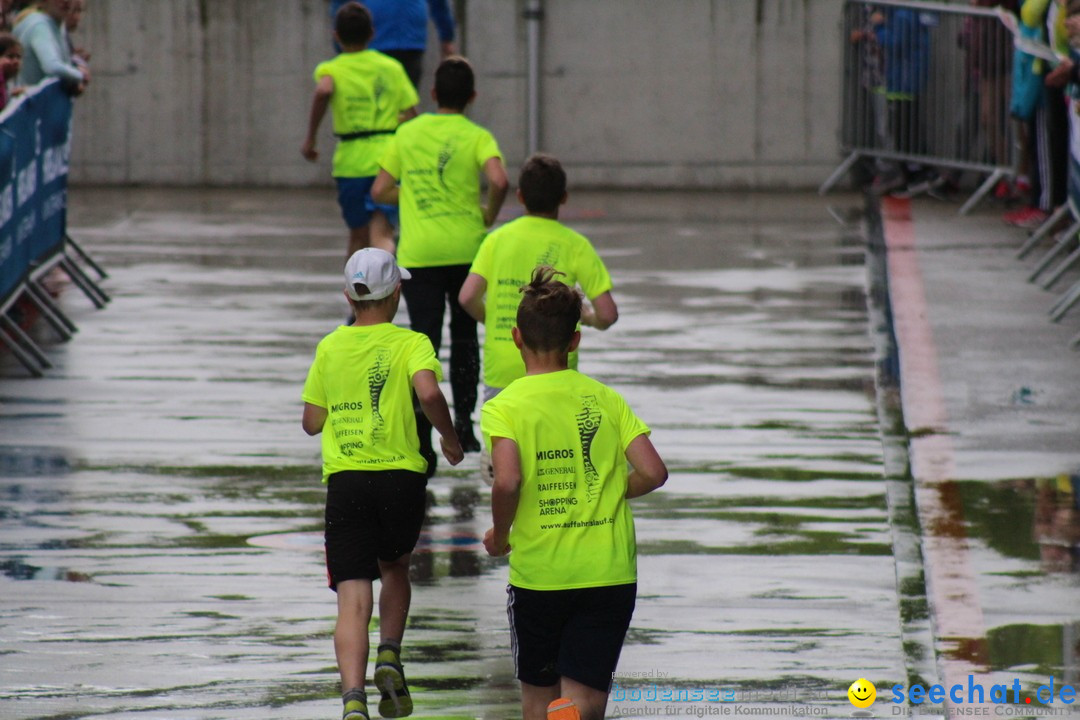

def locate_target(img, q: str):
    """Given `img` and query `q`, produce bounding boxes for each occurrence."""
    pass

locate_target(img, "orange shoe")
[548,697,581,720]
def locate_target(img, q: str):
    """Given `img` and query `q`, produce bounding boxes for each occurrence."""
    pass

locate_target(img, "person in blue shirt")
[330,0,456,88]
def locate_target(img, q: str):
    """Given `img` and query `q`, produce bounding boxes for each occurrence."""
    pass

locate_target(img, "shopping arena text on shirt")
[891,676,1076,706]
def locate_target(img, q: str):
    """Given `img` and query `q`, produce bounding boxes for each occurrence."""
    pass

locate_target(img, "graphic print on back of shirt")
[575,395,602,503]
[535,244,559,269]
[368,348,391,441]
[373,73,386,116]
[437,138,454,189]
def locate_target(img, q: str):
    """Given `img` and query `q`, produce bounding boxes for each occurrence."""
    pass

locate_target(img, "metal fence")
[821,0,1015,213]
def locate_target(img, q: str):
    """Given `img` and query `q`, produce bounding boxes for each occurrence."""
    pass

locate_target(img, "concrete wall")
[69,0,844,189]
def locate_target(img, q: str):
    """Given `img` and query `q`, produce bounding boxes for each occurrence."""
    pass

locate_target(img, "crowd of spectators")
[855,0,1080,235]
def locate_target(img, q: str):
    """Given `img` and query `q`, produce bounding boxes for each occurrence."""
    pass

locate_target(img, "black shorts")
[324,469,427,591]
[507,582,636,693]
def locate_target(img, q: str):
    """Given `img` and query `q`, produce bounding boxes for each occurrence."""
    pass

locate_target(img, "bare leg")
[560,677,609,720]
[521,681,561,720]
[369,211,396,256]
[377,554,412,643]
[347,226,372,258]
[335,578,375,692]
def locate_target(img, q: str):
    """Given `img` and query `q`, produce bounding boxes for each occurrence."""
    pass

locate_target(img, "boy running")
[372,55,508,469]
[303,247,464,720]
[302,2,419,258]
[481,267,667,720]
[458,153,618,401]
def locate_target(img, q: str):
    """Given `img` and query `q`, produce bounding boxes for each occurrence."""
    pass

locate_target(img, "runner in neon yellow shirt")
[302,248,464,720]
[301,3,419,262]
[460,154,619,398]
[373,56,509,467]
[481,267,667,720]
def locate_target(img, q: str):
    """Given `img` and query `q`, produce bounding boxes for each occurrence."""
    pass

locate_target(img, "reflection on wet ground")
[0,189,1076,719]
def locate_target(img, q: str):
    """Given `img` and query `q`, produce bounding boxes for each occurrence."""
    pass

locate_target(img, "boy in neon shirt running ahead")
[481,267,667,720]
[301,2,419,260]
[459,153,619,401]
[372,55,509,470]
[302,248,464,720]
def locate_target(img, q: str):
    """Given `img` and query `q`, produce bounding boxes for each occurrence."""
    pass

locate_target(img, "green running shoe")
[373,644,413,718]
[343,697,369,720]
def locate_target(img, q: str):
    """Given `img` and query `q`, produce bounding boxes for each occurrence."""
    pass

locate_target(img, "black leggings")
[401,265,479,427]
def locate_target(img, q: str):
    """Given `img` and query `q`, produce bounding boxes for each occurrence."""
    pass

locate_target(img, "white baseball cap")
[343,248,411,301]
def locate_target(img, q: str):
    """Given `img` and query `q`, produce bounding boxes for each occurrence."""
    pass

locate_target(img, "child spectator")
[481,266,667,720]
[372,56,508,469]
[302,247,464,720]
[458,153,618,403]
[0,32,21,109]
[302,2,419,260]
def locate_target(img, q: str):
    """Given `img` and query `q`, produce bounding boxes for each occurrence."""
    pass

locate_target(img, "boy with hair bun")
[302,247,464,720]
[481,266,667,720]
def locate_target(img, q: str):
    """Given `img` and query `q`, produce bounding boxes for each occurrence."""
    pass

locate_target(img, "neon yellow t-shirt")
[469,216,613,390]
[314,50,419,178]
[379,113,502,267]
[302,323,441,481]
[480,369,650,590]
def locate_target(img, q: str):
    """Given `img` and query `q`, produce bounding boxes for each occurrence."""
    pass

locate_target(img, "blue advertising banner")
[0,127,18,302]
[0,78,72,307]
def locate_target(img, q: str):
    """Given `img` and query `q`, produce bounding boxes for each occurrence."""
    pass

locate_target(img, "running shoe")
[548,697,581,720]
[343,699,370,720]
[343,691,369,720]
[374,644,413,718]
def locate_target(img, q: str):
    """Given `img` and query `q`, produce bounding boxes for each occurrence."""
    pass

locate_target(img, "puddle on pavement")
[0,189,955,718]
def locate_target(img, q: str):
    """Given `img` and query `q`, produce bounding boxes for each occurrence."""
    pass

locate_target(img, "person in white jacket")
[13,0,87,93]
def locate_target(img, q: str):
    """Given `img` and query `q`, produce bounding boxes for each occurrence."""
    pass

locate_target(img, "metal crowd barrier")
[0,78,109,377]
[821,0,1015,214]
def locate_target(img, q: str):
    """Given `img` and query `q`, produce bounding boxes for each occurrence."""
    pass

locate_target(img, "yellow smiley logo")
[848,678,876,709]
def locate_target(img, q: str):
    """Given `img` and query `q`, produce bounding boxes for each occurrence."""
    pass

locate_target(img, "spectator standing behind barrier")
[64,0,87,73]
[301,2,419,262]
[868,8,943,195]
[0,0,34,32]
[849,4,891,178]
[330,0,455,89]
[0,0,14,31]
[0,32,22,109]
[963,0,1019,185]
[12,0,86,94]
[1004,0,1070,228]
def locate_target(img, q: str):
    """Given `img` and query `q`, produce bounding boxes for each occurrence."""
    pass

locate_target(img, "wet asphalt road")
[0,188,1073,719]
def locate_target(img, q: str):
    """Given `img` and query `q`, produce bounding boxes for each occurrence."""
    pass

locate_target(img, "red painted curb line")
[880,196,992,705]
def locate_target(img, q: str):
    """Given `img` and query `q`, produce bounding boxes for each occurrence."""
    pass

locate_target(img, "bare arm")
[399,106,419,123]
[581,291,618,330]
[301,75,334,162]
[372,169,399,205]
[413,369,464,465]
[458,273,487,323]
[483,436,522,556]
[302,402,328,436]
[624,433,667,499]
[481,156,510,227]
